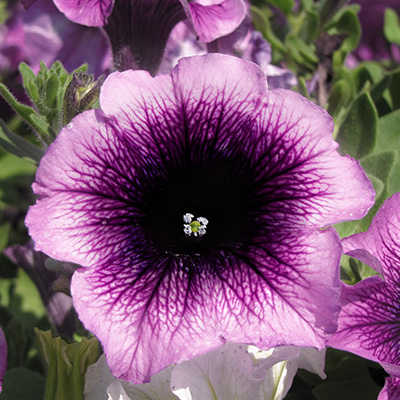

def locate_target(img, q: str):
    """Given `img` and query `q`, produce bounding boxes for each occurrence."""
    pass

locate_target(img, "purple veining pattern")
[0,327,6,393]
[329,193,400,378]
[379,376,400,400]
[50,0,245,73]
[26,54,375,383]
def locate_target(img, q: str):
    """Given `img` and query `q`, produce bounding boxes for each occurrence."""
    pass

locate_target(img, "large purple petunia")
[329,193,400,378]
[49,0,246,74]
[26,54,374,383]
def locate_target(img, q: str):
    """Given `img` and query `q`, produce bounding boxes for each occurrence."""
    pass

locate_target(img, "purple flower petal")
[0,327,6,394]
[343,192,400,286]
[328,277,400,376]
[350,0,400,62]
[379,376,400,400]
[71,227,341,382]
[4,243,77,338]
[26,54,374,382]
[256,89,374,228]
[53,0,114,26]
[184,0,246,43]
[329,193,400,376]
[23,0,111,76]
[104,0,187,74]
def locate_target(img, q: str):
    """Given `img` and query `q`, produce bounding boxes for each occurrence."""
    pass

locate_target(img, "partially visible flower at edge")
[84,343,326,400]
[348,0,400,64]
[159,17,297,89]
[33,0,247,74]
[3,242,78,338]
[328,193,400,397]
[378,376,400,400]
[25,53,375,383]
[0,327,6,394]
[1,0,111,77]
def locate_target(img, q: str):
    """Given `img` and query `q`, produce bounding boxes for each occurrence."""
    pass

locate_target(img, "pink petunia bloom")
[26,54,374,383]
[328,193,400,398]
[159,17,297,89]
[46,0,246,74]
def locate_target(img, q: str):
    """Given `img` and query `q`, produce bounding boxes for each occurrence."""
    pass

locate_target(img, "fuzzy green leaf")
[336,92,378,159]
[327,80,350,117]
[384,8,400,45]
[0,120,45,163]
[1,368,45,400]
[35,329,100,400]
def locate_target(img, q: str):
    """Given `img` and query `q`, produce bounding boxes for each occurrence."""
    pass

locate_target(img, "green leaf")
[29,114,57,141]
[286,35,318,69]
[250,6,286,53]
[0,84,51,141]
[318,0,349,27]
[35,330,101,400]
[388,69,400,110]
[1,368,45,400]
[8,268,46,334]
[327,80,350,117]
[6,319,28,368]
[19,63,39,105]
[376,109,400,151]
[336,92,378,159]
[384,8,400,45]
[313,378,381,400]
[314,354,381,400]
[0,120,45,164]
[44,73,61,111]
[263,0,294,15]
[0,221,11,252]
[327,5,361,52]
[375,109,400,194]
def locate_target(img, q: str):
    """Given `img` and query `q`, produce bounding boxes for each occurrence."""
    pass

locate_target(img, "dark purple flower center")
[105,0,186,74]
[142,148,256,257]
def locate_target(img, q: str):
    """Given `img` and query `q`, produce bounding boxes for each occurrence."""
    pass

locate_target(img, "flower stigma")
[183,213,208,237]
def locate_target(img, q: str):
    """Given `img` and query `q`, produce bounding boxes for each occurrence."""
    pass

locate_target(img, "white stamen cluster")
[183,213,208,237]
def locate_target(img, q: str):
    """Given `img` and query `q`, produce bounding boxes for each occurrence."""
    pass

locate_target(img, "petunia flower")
[25,54,374,383]
[2,0,111,77]
[378,376,400,400]
[4,242,78,338]
[0,327,6,393]
[159,17,297,89]
[47,0,246,74]
[85,343,326,400]
[328,193,400,378]
[349,0,400,63]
